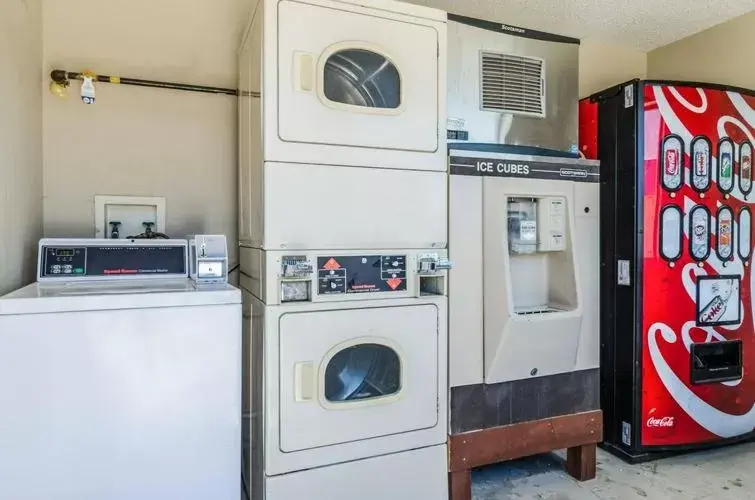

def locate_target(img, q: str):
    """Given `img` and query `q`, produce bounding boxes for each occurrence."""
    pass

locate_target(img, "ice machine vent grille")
[480,52,545,117]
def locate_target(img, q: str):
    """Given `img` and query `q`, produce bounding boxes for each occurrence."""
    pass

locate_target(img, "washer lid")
[0,280,240,315]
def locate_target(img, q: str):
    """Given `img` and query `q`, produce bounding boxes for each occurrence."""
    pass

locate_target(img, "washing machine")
[0,238,242,500]
[241,248,450,500]
[237,0,449,252]
[239,0,447,171]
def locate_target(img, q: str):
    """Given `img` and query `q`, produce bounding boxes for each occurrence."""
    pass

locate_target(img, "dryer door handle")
[294,361,315,402]
[293,52,315,93]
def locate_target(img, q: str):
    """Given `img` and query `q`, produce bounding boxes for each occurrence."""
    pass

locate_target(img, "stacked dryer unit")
[237,1,450,499]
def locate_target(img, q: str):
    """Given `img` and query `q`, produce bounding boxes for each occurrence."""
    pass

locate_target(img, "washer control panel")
[42,247,87,277]
[38,239,188,281]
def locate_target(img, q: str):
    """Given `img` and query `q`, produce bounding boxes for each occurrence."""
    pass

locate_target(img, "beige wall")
[36,0,648,285]
[648,11,755,88]
[0,0,43,294]
[579,40,647,97]
[42,0,249,270]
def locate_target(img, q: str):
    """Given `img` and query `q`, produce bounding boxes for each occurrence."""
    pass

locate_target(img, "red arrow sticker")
[322,258,341,270]
[386,278,402,290]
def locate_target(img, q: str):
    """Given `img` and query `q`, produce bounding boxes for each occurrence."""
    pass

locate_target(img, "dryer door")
[277,0,440,154]
[278,304,439,452]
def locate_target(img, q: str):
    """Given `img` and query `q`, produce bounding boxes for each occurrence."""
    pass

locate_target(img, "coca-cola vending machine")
[580,80,755,462]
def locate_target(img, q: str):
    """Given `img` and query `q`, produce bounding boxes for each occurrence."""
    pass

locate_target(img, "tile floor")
[473,442,755,499]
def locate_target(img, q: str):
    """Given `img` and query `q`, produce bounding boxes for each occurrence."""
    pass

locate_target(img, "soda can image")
[661,135,684,191]
[665,149,679,175]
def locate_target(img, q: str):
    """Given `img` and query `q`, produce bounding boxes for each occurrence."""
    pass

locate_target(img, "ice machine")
[446,15,600,436]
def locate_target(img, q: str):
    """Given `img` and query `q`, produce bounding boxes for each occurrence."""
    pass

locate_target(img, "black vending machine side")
[584,79,649,461]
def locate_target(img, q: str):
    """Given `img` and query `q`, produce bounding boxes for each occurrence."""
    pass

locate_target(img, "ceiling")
[404,0,753,51]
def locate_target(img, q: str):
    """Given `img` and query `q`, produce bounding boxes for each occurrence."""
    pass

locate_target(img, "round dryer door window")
[323,49,401,109]
[324,343,401,402]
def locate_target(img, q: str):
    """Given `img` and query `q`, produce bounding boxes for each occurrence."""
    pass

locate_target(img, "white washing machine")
[241,248,449,500]
[0,239,242,500]
[240,0,447,171]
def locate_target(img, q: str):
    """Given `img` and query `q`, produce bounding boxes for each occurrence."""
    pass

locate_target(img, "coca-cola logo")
[646,416,675,428]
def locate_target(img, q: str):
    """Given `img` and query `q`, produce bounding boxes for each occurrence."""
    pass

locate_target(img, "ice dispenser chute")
[481,164,594,386]
[505,196,577,315]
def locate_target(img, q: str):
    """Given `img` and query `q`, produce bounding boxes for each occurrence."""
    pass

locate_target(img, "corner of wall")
[0,0,44,294]
[579,40,647,98]
[646,11,755,88]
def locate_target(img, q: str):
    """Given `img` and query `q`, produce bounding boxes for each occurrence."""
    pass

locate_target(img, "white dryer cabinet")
[238,0,448,252]
[241,249,450,500]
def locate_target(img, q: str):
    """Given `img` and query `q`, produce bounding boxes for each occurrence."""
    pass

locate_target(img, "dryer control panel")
[275,250,450,303]
[317,255,407,295]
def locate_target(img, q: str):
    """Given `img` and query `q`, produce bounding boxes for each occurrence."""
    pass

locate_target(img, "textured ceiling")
[404,0,754,51]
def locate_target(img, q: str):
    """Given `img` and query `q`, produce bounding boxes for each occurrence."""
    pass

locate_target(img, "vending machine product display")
[580,80,755,461]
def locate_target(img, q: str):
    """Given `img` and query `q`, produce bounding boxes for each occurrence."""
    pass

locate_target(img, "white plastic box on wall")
[94,195,166,239]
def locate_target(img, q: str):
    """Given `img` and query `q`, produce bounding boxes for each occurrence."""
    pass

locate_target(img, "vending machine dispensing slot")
[690,341,743,385]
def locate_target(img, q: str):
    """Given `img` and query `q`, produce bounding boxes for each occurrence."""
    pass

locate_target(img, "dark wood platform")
[447,410,603,500]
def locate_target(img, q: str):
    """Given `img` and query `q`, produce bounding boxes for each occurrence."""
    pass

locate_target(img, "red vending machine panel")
[579,98,599,160]
[586,80,755,461]
[641,84,755,447]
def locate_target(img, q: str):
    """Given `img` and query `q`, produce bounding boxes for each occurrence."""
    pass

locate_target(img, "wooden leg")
[449,469,472,500]
[566,443,597,481]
